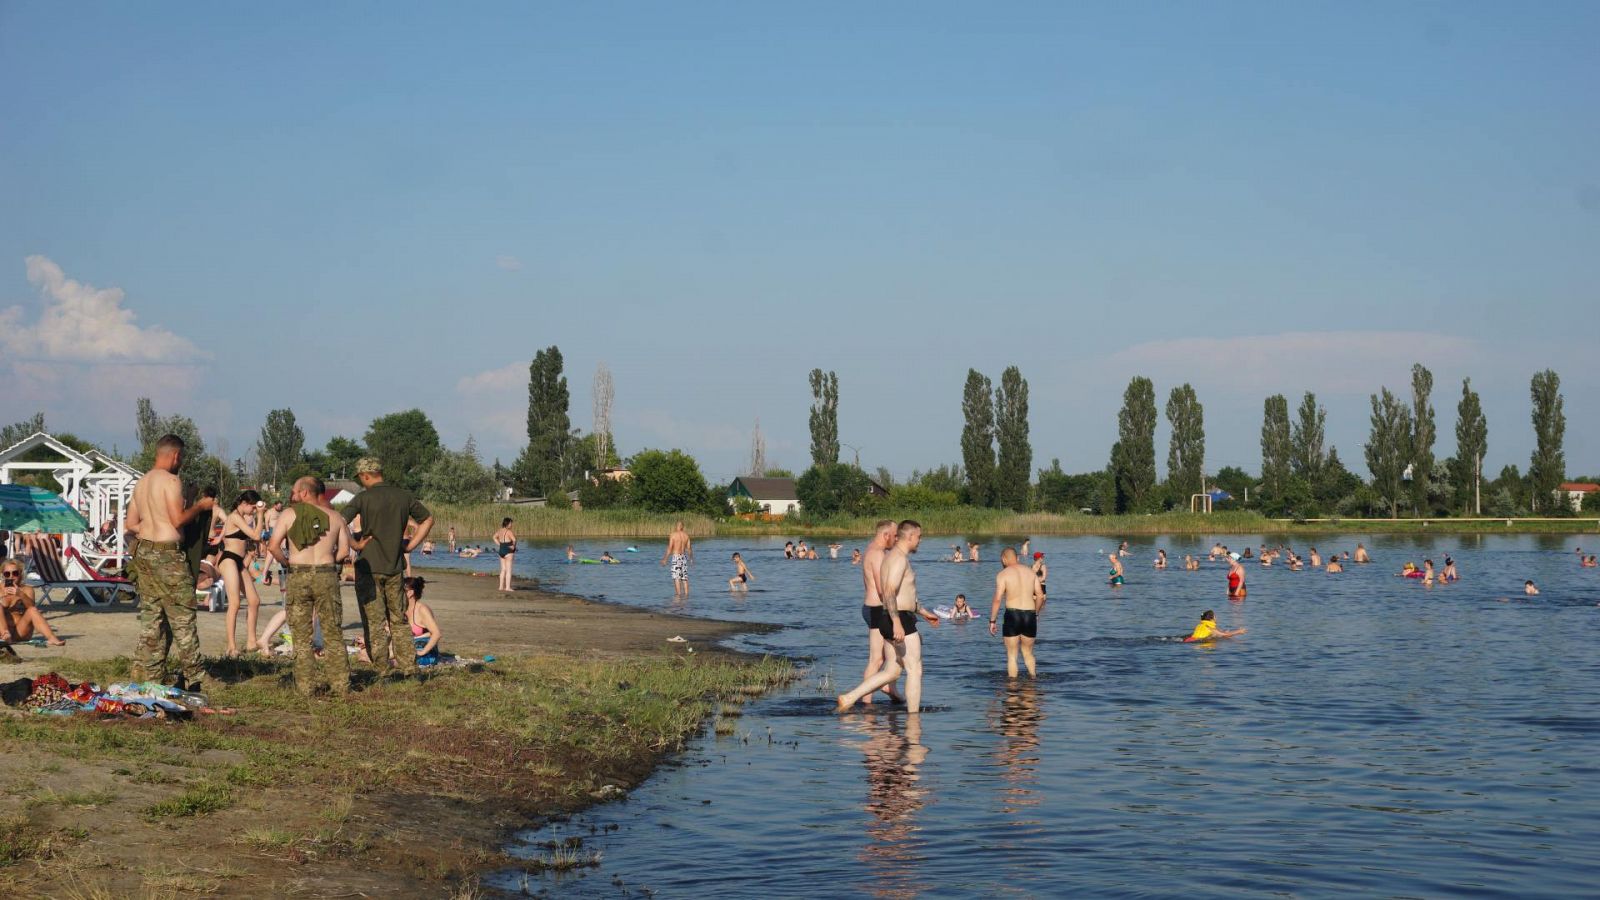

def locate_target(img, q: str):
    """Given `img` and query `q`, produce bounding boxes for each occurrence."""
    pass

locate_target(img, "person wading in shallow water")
[662,520,693,599]
[989,546,1044,678]
[838,521,940,714]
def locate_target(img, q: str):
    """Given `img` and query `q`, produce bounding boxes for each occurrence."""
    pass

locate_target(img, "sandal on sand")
[666,635,687,643]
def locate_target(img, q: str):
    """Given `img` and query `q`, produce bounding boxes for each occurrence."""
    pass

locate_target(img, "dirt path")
[1,572,783,898]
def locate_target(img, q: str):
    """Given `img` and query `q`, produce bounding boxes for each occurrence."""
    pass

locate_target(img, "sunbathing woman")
[216,490,266,656]
[406,576,441,661]
[1,558,65,645]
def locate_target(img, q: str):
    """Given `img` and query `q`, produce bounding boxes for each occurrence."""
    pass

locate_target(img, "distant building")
[324,479,361,506]
[1558,482,1600,512]
[728,477,800,515]
[867,479,890,498]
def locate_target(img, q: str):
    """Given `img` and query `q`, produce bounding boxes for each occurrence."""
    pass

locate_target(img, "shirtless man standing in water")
[661,521,693,598]
[857,520,901,705]
[989,547,1045,677]
[838,521,939,713]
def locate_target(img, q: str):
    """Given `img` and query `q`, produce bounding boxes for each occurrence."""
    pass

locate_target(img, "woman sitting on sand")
[0,557,66,646]
[406,576,441,661]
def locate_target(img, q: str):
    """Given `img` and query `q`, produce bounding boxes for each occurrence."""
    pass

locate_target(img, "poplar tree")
[1528,369,1566,512]
[1260,394,1292,500]
[808,369,840,468]
[1365,387,1413,518]
[1410,364,1436,513]
[994,366,1032,510]
[518,346,570,496]
[960,370,996,507]
[1455,378,1487,515]
[255,408,305,490]
[1291,392,1326,480]
[1165,383,1205,496]
[1116,376,1158,512]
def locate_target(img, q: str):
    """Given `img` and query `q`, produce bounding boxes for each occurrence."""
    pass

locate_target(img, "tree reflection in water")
[854,713,930,899]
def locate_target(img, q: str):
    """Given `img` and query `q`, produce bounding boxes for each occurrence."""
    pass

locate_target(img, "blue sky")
[2,2,1596,483]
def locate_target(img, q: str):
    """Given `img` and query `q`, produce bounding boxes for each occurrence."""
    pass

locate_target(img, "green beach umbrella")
[0,484,90,533]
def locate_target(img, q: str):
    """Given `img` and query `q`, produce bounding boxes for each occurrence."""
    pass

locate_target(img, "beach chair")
[21,533,134,607]
[63,545,138,606]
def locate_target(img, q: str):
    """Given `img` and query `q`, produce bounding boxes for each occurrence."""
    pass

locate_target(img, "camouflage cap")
[356,457,383,475]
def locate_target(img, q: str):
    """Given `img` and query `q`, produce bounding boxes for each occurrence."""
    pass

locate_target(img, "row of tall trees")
[959,367,1032,509]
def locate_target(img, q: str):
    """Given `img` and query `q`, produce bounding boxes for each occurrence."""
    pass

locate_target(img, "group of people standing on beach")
[123,434,435,696]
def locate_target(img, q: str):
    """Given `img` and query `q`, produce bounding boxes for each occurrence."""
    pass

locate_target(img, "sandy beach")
[0,570,785,897]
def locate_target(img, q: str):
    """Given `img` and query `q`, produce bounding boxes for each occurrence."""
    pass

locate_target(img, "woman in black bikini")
[216,489,265,656]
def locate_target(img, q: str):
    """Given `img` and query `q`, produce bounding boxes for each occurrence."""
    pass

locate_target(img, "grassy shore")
[0,574,793,897]
[429,504,1600,540]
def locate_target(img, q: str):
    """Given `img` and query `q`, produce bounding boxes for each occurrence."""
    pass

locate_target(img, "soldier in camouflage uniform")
[264,476,351,696]
[344,458,433,676]
[124,434,215,689]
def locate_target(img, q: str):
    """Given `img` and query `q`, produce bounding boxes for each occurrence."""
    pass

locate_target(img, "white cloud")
[0,257,210,444]
[0,256,205,363]
[455,361,525,394]
[495,255,523,271]
[1106,331,1482,395]
[447,361,529,450]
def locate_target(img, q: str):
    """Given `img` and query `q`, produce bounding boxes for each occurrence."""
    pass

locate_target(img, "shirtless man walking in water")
[989,547,1045,677]
[857,520,902,705]
[124,434,215,689]
[661,521,693,598]
[838,521,939,713]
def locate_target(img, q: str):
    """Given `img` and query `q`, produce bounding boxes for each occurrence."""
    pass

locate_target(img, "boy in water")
[728,552,753,591]
[1524,580,1539,596]
[1183,610,1247,643]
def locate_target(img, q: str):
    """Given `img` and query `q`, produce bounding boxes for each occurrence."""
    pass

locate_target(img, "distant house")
[867,479,890,498]
[1558,482,1600,512]
[324,479,361,506]
[728,477,801,515]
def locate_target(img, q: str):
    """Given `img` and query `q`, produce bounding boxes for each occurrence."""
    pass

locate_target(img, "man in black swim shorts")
[990,546,1045,678]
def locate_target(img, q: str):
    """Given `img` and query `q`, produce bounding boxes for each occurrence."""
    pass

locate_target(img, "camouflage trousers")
[129,539,205,688]
[354,570,417,675]
[285,566,349,696]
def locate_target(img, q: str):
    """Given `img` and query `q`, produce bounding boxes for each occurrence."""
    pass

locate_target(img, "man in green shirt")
[343,457,433,676]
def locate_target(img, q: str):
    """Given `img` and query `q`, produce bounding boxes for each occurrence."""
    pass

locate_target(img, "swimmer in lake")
[728,552,753,591]
[1154,549,1168,570]
[1032,552,1048,599]
[1118,541,1132,558]
[1524,580,1539,595]
[1309,547,1322,568]
[1227,553,1246,599]
[1583,555,1598,569]
[600,551,618,564]
[1326,557,1344,573]
[990,547,1045,677]
[566,545,577,562]
[968,542,980,563]
[784,541,795,560]
[1183,609,1246,643]
[1107,552,1124,586]
[950,594,975,620]
[828,542,842,559]
[1422,559,1435,585]
[1184,554,1199,571]
[949,544,965,563]
[1354,543,1371,564]
[851,548,862,566]
[1209,542,1225,561]
[1440,556,1457,581]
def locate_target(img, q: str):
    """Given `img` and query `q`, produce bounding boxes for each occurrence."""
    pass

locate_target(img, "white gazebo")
[0,432,141,563]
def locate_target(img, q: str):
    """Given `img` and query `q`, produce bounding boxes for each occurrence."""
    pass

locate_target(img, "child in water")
[950,594,975,620]
[1524,580,1539,596]
[728,552,753,591]
[600,551,618,564]
[1183,610,1247,643]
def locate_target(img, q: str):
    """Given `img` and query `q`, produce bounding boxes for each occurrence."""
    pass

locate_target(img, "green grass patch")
[143,781,233,819]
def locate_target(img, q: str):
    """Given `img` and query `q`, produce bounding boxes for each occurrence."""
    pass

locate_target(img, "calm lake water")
[419,534,1600,898]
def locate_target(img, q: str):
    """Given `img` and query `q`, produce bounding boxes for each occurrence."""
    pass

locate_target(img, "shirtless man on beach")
[264,477,352,695]
[125,434,215,688]
[838,521,939,714]
[989,547,1045,677]
[856,520,902,705]
[661,521,693,598]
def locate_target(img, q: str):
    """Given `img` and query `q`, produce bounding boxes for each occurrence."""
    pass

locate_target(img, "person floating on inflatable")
[1183,610,1247,643]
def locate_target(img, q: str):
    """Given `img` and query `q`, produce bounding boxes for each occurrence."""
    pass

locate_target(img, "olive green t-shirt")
[344,482,430,577]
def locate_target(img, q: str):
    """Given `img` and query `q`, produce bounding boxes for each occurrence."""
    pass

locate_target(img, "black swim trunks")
[861,604,875,628]
[1002,608,1038,638]
[877,609,918,641]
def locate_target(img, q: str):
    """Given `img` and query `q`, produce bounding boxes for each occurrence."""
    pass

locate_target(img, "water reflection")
[853,714,930,899]
[989,681,1044,818]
